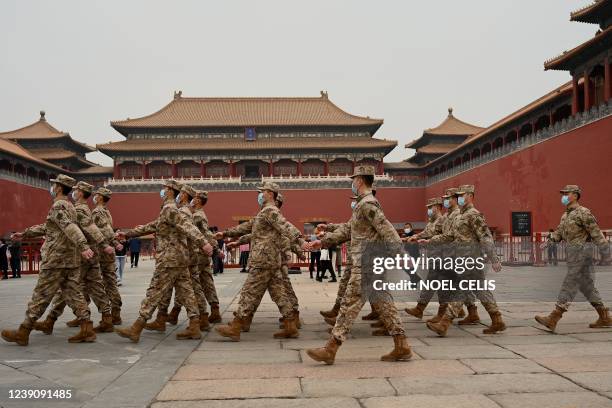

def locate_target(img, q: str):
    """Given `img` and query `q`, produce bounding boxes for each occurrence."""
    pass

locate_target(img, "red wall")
[0,179,51,235]
[108,187,425,231]
[426,116,612,234]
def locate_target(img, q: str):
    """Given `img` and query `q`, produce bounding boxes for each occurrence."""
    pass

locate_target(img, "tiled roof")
[422,108,484,136]
[570,0,611,23]
[0,138,62,171]
[545,26,612,71]
[29,148,79,160]
[0,112,95,153]
[110,92,383,134]
[97,137,397,154]
[416,144,460,154]
[75,166,113,174]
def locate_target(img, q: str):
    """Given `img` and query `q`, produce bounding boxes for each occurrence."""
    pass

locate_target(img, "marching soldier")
[33,181,118,335]
[91,187,124,325]
[114,179,212,343]
[306,166,412,364]
[214,182,304,341]
[535,185,611,331]
[424,184,504,337]
[2,175,95,345]
[192,190,223,324]
[146,184,210,332]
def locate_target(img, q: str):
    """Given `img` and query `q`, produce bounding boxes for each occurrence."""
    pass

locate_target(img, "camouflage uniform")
[192,205,220,306]
[159,202,209,316]
[325,223,353,310]
[48,199,112,319]
[321,191,405,343]
[91,203,123,311]
[412,201,444,305]
[125,196,206,321]
[223,202,301,320]
[550,203,610,311]
[20,197,92,326]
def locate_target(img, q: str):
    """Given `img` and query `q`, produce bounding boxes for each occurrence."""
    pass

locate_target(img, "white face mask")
[93,195,98,204]
[71,191,79,201]
[404,228,411,233]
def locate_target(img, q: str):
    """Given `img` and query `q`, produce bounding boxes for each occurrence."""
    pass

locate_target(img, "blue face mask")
[427,208,433,217]
[49,185,56,198]
[458,196,466,207]
[351,182,358,195]
[350,201,357,210]
[443,199,450,209]
[160,189,166,200]
[257,192,265,207]
[561,195,570,206]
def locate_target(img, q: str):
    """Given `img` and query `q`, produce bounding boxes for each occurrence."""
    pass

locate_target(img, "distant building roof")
[405,108,484,149]
[110,91,383,135]
[0,138,62,171]
[0,111,95,153]
[97,137,397,155]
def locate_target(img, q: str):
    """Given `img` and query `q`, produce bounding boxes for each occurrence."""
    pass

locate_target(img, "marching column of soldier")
[1,167,610,365]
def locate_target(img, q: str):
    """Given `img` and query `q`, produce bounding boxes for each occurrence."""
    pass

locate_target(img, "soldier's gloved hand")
[11,232,23,241]
[213,231,223,240]
[115,231,126,240]
[316,223,327,231]
[202,242,213,256]
[81,248,94,260]
[103,245,114,255]
[115,243,124,252]
[492,261,502,272]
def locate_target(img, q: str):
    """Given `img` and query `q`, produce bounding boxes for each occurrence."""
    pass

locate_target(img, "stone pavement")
[1,262,612,407]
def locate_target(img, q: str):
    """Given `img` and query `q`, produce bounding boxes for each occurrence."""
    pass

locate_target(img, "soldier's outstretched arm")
[321,222,351,248]
[262,208,301,245]
[236,234,252,245]
[92,210,120,246]
[174,209,207,247]
[77,208,106,247]
[21,224,47,239]
[325,222,348,233]
[224,218,254,238]
[51,206,89,252]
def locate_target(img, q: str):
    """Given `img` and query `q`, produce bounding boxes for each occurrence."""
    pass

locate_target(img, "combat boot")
[215,316,243,341]
[381,334,413,361]
[458,305,480,325]
[167,306,181,325]
[1,324,32,346]
[176,317,201,340]
[362,308,379,320]
[535,306,564,332]
[427,304,448,324]
[68,320,97,343]
[589,306,612,328]
[295,310,302,329]
[457,306,466,318]
[324,316,336,326]
[371,328,390,336]
[427,315,453,337]
[209,303,222,323]
[144,312,167,332]
[306,336,341,365]
[241,313,253,332]
[93,313,114,333]
[371,320,385,328]
[405,302,427,319]
[115,317,146,343]
[33,317,57,335]
[273,316,299,339]
[320,303,340,319]
[200,312,210,331]
[66,317,80,327]
[111,308,122,325]
[483,311,506,334]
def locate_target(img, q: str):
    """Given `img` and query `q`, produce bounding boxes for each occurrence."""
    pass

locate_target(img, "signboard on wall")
[511,211,532,236]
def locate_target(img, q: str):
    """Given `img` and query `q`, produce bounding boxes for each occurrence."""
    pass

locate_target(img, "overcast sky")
[1,1,596,166]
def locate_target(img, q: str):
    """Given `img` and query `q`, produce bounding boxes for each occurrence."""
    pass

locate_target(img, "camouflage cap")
[560,184,581,194]
[73,181,94,194]
[163,179,182,191]
[350,165,376,178]
[195,190,208,201]
[95,187,113,198]
[456,184,475,194]
[276,192,284,204]
[427,197,443,207]
[50,174,76,188]
[181,184,197,198]
[257,181,280,194]
[442,187,459,198]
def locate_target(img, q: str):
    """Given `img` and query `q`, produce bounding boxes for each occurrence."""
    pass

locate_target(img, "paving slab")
[389,373,582,395]
[301,378,395,398]
[411,344,518,359]
[157,378,302,400]
[534,355,612,372]
[186,349,300,364]
[563,371,612,392]
[362,394,501,408]
[505,342,612,358]
[152,398,361,408]
[489,391,612,408]
[460,358,550,374]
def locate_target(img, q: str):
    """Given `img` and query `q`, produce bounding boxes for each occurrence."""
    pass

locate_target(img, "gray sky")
[1,1,596,166]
